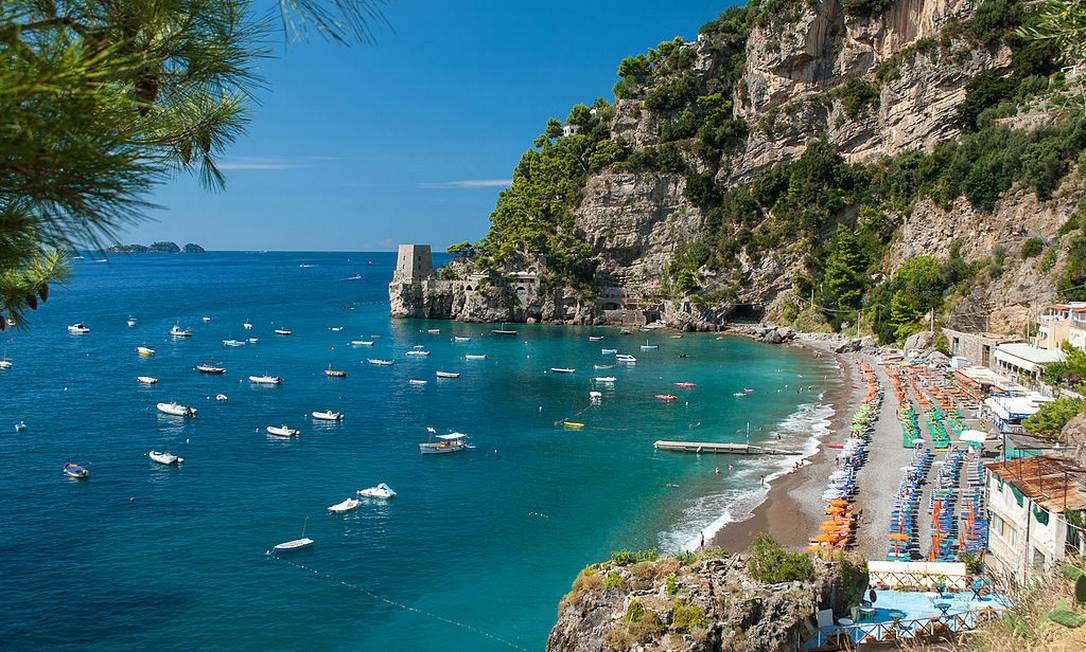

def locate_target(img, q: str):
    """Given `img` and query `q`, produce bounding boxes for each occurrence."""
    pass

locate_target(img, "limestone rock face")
[546,553,862,652]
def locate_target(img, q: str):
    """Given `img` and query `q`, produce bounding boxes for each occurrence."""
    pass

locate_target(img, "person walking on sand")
[699,531,705,550]
[759,474,765,486]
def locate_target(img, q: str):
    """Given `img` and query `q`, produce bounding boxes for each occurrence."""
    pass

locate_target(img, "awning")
[959,429,990,443]
[437,433,466,440]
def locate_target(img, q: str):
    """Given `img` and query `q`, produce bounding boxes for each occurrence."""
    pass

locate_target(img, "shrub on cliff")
[1024,397,1084,440]
[842,0,896,18]
[746,534,814,583]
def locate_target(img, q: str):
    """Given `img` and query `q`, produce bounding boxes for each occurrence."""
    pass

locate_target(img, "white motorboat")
[426,328,441,334]
[67,323,91,335]
[594,376,617,383]
[243,321,253,330]
[148,450,183,465]
[14,420,27,432]
[127,316,137,327]
[330,326,343,332]
[589,336,604,341]
[215,393,228,401]
[201,316,211,322]
[593,364,613,369]
[249,374,283,384]
[419,432,468,454]
[640,344,659,351]
[453,336,471,342]
[311,410,343,421]
[405,350,431,357]
[351,340,375,346]
[464,354,487,360]
[196,364,226,374]
[169,324,192,337]
[247,337,258,343]
[492,328,517,336]
[274,328,292,336]
[137,375,158,385]
[223,339,246,347]
[601,348,617,355]
[408,379,428,385]
[136,346,155,357]
[328,498,361,514]
[435,371,460,379]
[0,358,12,370]
[367,358,394,366]
[157,402,196,417]
[357,483,396,499]
[266,425,300,438]
[615,354,637,363]
[550,367,575,374]
[589,391,603,399]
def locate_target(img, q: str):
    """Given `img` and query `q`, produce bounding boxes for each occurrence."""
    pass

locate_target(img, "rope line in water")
[273,557,527,651]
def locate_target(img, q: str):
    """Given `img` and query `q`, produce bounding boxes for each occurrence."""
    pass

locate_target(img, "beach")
[712,342,909,559]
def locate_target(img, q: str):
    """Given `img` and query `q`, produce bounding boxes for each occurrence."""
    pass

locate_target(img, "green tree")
[1043,344,1086,390]
[822,225,867,312]
[447,241,474,258]
[0,0,384,329]
[1023,397,1084,440]
[885,256,945,341]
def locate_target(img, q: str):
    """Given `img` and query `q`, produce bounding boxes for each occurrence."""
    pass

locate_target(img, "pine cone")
[26,294,37,310]
[38,283,49,302]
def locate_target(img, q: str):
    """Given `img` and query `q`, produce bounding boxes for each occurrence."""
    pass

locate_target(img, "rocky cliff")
[391,0,1085,340]
[546,550,866,652]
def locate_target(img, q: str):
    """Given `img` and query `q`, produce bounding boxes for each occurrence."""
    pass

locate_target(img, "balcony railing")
[802,607,1002,650]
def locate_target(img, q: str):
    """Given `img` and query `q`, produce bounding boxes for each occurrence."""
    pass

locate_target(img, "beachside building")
[942,328,1020,370]
[993,343,1065,385]
[1035,302,1086,351]
[984,455,1086,584]
[983,393,1055,436]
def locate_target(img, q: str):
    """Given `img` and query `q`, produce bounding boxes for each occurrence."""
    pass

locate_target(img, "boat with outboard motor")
[63,463,89,479]
[419,432,469,454]
[249,374,282,384]
[311,410,343,421]
[266,425,299,438]
[357,482,396,499]
[157,402,196,417]
[148,450,183,466]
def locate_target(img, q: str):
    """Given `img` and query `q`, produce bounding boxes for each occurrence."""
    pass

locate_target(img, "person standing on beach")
[699,531,705,550]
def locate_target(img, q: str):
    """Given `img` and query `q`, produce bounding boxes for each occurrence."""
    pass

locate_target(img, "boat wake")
[657,401,834,553]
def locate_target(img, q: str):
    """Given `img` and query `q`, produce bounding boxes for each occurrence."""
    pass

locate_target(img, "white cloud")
[216,157,301,171]
[417,179,512,189]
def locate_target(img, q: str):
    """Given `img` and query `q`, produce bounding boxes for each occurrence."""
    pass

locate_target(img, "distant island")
[104,241,205,254]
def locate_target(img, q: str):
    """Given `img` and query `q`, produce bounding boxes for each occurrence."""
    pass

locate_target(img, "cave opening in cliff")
[726,304,764,323]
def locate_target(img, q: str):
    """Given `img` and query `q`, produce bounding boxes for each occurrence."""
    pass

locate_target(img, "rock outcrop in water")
[390,0,1085,339]
[546,551,866,652]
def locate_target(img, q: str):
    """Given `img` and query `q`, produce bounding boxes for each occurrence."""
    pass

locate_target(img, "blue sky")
[134,1,729,252]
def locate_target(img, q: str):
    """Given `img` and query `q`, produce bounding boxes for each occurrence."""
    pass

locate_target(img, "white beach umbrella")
[959,429,989,444]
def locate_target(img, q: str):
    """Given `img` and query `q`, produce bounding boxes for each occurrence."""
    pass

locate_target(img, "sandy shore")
[712,340,866,553]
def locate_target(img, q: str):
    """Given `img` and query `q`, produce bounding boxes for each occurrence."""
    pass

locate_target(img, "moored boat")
[274,328,292,336]
[137,375,158,384]
[640,344,659,351]
[222,339,246,347]
[215,393,228,401]
[351,340,375,346]
[311,410,343,421]
[357,483,396,499]
[601,348,617,355]
[67,323,91,335]
[63,463,89,479]
[136,346,155,357]
[593,364,613,369]
[464,354,487,360]
[593,376,616,383]
[408,379,428,385]
[655,394,678,401]
[435,370,460,379]
[426,328,441,334]
[325,364,347,378]
[196,364,226,374]
[589,336,604,341]
[266,424,300,437]
[562,421,584,430]
[452,336,471,342]
[169,324,192,337]
[157,402,196,417]
[328,498,361,513]
[243,321,253,330]
[419,432,468,454]
[367,358,394,366]
[270,518,313,553]
[492,329,517,336]
[148,450,183,465]
[127,316,137,327]
[615,354,637,363]
[550,367,575,374]
[673,382,696,388]
[405,350,431,357]
[249,374,283,384]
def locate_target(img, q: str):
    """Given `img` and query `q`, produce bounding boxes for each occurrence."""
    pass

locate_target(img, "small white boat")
[351,340,375,346]
[137,375,158,385]
[201,316,211,322]
[419,432,468,454]
[427,328,441,334]
[243,321,253,330]
[492,329,517,336]
[330,326,343,332]
[464,354,487,360]
[271,519,313,553]
[127,316,137,327]
[367,358,394,366]
[247,337,258,343]
[0,359,12,370]
[550,367,575,374]
[157,402,196,417]
[14,420,27,432]
[148,450,183,465]
[67,323,91,335]
[589,336,604,341]
[594,376,617,383]
[169,324,192,338]
[589,391,603,399]
[435,371,460,379]
[593,364,613,369]
[274,328,292,336]
[196,364,226,374]
[223,339,246,347]
[328,498,361,514]
[601,348,617,355]
[615,354,637,363]
[136,346,155,357]
[413,345,425,349]
[266,425,300,438]
[311,410,343,421]
[405,350,431,357]
[215,393,228,401]
[249,374,283,384]
[357,483,396,499]
[640,344,659,351]
[409,379,428,385]
[453,336,471,342]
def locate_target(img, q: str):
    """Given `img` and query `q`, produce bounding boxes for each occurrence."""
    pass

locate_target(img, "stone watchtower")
[392,244,434,284]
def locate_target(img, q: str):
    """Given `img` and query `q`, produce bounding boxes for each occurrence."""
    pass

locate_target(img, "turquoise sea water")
[0,252,834,650]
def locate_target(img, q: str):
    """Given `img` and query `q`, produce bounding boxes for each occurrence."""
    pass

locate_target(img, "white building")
[993,342,1065,384]
[983,393,1054,435]
[561,124,582,137]
[1035,302,1086,351]
[984,455,1086,584]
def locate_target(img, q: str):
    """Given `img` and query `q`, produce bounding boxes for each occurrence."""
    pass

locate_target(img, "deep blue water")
[0,252,833,650]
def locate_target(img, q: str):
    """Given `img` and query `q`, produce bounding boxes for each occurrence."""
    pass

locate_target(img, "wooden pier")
[653,440,800,455]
